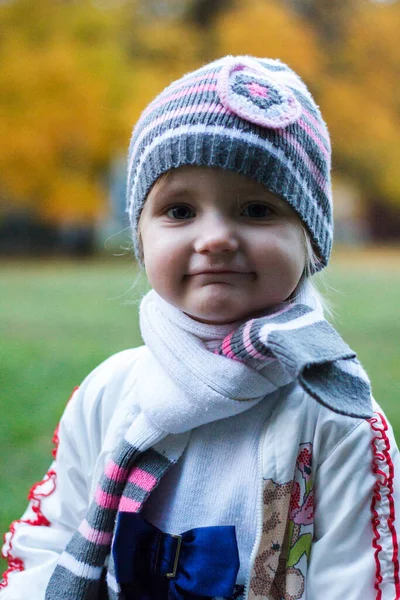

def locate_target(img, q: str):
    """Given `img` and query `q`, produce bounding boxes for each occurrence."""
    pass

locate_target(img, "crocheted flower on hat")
[217,58,302,129]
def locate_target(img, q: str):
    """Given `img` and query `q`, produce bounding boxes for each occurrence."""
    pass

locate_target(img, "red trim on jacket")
[0,387,79,588]
[369,411,400,600]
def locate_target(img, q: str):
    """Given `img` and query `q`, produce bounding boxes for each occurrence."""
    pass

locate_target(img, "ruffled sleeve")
[306,403,400,600]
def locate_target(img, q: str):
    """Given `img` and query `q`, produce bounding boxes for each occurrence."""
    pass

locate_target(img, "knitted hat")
[127,55,332,269]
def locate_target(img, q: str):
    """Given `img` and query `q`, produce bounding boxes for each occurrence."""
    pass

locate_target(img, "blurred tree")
[186,0,233,28]
[0,0,200,226]
[0,0,132,224]
[135,0,235,59]
[318,1,400,207]
[214,0,323,81]
[184,0,234,59]
[282,0,361,47]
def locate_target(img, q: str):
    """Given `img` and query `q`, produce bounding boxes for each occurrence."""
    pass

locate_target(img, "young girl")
[2,55,399,600]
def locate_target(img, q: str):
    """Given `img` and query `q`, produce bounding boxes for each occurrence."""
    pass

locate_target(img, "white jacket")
[1,346,399,600]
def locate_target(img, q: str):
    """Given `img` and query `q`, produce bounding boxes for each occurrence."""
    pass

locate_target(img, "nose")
[193,214,239,254]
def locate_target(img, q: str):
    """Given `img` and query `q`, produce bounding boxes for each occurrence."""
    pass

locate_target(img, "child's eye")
[166,205,195,220]
[241,203,273,219]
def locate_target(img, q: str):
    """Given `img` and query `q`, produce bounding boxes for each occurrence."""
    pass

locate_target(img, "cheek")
[291,228,307,273]
[142,238,183,295]
[286,235,306,278]
[257,227,306,285]
[280,231,306,278]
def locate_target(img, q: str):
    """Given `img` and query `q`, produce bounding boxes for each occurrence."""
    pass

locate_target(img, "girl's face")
[139,165,306,324]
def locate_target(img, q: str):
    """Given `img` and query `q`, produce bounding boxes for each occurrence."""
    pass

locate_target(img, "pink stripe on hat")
[140,72,219,121]
[140,82,218,123]
[282,131,329,195]
[302,108,330,151]
[298,119,330,159]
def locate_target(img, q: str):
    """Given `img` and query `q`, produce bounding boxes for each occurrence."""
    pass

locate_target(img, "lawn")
[1,251,399,571]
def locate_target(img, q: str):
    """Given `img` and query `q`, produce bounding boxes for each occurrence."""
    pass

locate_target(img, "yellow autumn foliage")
[319,1,400,204]
[0,1,128,222]
[0,0,399,225]
[214,0,324,81]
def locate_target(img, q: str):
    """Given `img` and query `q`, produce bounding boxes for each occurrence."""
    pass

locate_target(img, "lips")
[192,270,245,275]
[188,269,254,282]
[190,269,251,275]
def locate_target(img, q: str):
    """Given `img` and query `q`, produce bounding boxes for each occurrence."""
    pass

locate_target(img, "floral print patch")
[249,443,313,600]
[250,479,293,598]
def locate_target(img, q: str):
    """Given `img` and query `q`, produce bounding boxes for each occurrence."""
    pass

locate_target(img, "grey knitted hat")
[127,55,332,269]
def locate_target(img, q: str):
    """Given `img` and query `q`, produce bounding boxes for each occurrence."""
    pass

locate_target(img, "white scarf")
[136,290,294,434]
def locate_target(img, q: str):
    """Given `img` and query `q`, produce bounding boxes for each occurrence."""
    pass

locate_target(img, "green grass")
[1,254,399,571]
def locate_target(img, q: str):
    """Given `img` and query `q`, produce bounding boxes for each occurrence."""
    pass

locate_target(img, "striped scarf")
[45,291,372,600]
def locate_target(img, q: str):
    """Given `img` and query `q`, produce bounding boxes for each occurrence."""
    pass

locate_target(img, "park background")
[1,0,399,574]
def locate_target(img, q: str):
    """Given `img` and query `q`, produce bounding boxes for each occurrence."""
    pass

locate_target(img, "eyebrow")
[152,176,189,196]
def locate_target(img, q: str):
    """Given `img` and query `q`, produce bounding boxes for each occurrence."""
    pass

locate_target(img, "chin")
[189,313,241,325]
[187,303,248,325]
[186,288,248,323]
[188,297,287,324]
